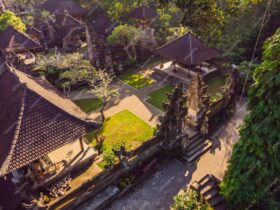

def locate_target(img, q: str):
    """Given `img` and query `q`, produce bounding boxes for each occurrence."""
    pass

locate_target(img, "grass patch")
[97,161,107,170]
[87,110,155,150]
[119,71,154,89]
[147,85,175,111]
[74,98,103,113]
[206,75,227,101]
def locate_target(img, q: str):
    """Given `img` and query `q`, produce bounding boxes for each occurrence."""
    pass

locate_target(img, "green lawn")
[119,71,154,89]
[74,98,103,113]
[206,75,227,101]
[147,85,175,111]
[87,110,156,150]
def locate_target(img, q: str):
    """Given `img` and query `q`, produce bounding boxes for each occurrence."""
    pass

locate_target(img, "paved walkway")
[69,79,166,127]
[108,100,248,210]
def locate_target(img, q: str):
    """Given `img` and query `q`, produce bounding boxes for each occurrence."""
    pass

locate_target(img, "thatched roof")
[0,26,42,52]
[126,5,158,20]
[0,63,99,175]
[41,0,87,16]
[154,33,221,66]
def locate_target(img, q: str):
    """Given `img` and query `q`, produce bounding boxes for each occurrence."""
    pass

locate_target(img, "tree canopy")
[172,189,213,210]
[221,27,280,209]
[0,10,26,32]
[107,24,143,59]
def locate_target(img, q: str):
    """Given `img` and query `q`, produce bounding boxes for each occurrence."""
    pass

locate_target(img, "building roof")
[26,26,41,37]
[0,63,99,175]
[0,26,42,53]
[55,13,85,39]
[88,6,115,39]
[41,0,88,16]
[126,5,158,20]
[154,33,221,66]
[56,13,84,28]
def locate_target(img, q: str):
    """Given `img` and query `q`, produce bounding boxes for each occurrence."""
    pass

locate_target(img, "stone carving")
[157,83,189,153]
[186,74,210,130]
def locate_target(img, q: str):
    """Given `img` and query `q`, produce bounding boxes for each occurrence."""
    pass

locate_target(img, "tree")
[159,0,225,44]
[172,189,213,210]
[0,10,26,32]
[97,0,154,20]
[87,69,117,123]
[102,144,116,168]
[221,28,280,209]
[107,24,143,60]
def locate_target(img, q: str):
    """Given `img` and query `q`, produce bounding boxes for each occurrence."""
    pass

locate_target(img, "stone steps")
[180,131,212,164]
[190,174,227,210]
[184,139,212,163]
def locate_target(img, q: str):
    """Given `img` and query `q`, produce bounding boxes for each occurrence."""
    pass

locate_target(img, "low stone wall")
[50,137,164,210]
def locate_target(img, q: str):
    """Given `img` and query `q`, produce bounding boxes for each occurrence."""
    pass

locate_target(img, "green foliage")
[107,24,143,59]
[0,10,26,32]
[160,0,225,45]
[102,144,116,168]
[237,61,259,90]
[34,52,95,88]
[166,26,190,41]
[172,189,213,210]
[98,0,153,20]
[221,28,280,209]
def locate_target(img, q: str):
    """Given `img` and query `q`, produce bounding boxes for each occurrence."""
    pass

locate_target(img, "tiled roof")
[56,13,84,28]
[26,26,41,37]
[0,26,42,52]
[126,5,158,20]
[88,6,115,38]
[0,63,99,175]
[154,33,221,66]
[55,13,85,40]
[41,0,88,16]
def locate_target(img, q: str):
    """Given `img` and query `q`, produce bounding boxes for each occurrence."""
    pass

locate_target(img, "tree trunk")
[124,46,133,60]
[100,98,108,124]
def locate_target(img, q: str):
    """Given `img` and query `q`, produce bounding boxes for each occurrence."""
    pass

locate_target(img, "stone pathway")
[107,100,248,210]
[69,79,166,127]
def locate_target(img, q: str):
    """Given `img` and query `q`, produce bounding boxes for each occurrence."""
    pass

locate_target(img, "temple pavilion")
[0,62,100,208]
[154,33,221,82]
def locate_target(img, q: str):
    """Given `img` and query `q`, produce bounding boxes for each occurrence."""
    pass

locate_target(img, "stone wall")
[207,69,237,131]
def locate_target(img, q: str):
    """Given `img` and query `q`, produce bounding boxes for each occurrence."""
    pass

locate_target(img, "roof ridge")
[6,26,41,45]
[0,87,26,176]
[154,32,191,51]
[8,65,99,126]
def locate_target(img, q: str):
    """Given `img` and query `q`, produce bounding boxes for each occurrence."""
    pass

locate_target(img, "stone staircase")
[180,131,212,164]
[191,174,227,210]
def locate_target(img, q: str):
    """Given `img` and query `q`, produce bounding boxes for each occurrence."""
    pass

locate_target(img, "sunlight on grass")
[119,71,154,89]
[86,110,156,150]
[147,85,175,111]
